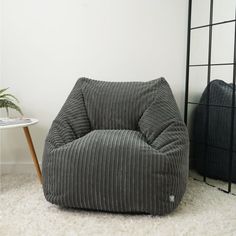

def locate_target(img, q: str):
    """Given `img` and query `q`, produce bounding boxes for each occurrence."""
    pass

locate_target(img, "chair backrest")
[80,77,160,130]
[48,77,181,149]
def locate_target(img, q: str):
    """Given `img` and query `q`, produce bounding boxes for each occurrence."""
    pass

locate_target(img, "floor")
[0,174,236,236]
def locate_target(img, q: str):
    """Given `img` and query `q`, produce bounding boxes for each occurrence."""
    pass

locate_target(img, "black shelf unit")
[184,0,236,193]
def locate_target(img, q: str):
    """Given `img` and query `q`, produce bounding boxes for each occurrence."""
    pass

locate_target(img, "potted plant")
[0,88,23,118]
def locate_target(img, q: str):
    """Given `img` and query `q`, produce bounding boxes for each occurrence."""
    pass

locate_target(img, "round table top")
[0,118,39,130]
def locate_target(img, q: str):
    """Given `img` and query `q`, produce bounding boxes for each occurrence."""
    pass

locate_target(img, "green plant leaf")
[0,100,23,115]
[0,93,19,102]
[0,88,9,95]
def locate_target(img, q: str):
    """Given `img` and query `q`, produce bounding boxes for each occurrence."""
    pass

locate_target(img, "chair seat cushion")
[43,129,185,215]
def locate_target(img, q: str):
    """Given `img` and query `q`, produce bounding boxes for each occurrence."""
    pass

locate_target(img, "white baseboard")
[0,163,42,174]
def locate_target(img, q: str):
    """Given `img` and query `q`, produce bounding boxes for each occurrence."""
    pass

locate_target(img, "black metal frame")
[185,0,236,194]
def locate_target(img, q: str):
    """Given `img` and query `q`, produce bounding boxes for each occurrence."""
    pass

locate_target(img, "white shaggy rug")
[1,174,236,236]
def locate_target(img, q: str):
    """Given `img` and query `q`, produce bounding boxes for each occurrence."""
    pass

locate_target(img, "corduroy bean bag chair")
[193,80,236,182]
[42,77,189,215]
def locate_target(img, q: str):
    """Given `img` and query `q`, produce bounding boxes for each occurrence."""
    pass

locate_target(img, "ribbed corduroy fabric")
[193,80,236,182]
[42,77,189,215]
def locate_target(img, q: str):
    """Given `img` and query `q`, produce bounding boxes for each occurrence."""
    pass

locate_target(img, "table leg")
[23,127,42,184]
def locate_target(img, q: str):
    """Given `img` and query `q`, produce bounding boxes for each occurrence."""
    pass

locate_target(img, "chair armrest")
[138,78,189,176]
[151,119,189,154]
[138,78,184,145]
[45,78,91,149]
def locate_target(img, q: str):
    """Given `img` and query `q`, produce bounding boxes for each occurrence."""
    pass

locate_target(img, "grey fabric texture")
[42,77,189,215]
[193,80,236,182]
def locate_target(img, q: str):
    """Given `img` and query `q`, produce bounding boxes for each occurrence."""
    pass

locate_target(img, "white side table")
[0,118,42,183]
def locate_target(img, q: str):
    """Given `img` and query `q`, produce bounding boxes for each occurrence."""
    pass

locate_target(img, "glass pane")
[211,65,234,83]
[232,184,236,195]
[232,112,236,195]
[188,103,205,181]
[190,27,209,65]
[187,103,197,138]
[191,0,210,28]
[189,67,208,103]
[211,22,235,64]
[232,170,236,194]
[204,85,235,192]
[206,150,236,194]
[206,176,230,192]
[213,0,236,23]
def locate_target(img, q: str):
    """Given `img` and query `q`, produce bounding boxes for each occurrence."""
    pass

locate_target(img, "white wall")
[1,0,188,172]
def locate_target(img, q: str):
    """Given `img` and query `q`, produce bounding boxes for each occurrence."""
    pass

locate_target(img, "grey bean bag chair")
[193,80,236,182]
[42,77,189,215]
